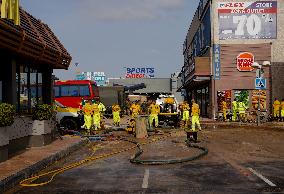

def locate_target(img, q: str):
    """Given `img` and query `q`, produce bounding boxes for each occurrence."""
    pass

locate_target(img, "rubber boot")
[186,132,193,142]
[193,132,198,143]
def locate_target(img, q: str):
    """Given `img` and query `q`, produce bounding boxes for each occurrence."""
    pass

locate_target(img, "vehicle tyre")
[61,118,78,131]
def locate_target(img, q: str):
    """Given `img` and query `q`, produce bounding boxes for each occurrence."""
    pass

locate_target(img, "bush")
[0,103,16,127]
[32,104,53,121]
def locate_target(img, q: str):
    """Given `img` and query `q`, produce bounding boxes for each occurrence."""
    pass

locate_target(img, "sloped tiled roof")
[0,8,71,69]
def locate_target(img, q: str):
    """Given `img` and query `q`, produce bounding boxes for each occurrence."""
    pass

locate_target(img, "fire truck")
[54,80,99,130]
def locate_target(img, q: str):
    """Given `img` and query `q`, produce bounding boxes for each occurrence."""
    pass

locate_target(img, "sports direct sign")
[218,1,277,40]
[125,67,155,78]
[236,52,254,71]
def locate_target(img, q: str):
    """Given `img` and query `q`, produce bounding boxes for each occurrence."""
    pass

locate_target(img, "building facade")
[0,5,71,162]
[180,0,284,118]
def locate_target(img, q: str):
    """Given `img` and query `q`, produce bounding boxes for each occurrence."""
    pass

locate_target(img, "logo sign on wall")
[218,1,277,40]
[236,52,254,71]
[213,44,221,80]
[80,72,106,86]
[125,67,155,78]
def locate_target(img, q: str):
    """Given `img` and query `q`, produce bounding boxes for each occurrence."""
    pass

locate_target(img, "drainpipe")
[209,0,216,120]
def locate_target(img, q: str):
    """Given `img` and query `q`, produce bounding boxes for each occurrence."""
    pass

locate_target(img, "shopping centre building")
[179,0,284,118]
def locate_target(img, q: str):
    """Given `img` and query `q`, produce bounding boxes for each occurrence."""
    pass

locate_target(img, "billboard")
[218,1,277,40]
[77,72,107,86]
[125,67,155,78]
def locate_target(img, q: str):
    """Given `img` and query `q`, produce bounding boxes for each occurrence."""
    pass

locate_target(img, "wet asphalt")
[6,131,284,194]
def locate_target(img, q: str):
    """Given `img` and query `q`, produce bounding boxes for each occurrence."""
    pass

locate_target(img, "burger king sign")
[236,52,254,72]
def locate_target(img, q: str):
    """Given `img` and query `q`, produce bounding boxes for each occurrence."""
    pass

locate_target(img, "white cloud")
[79,0,185,21]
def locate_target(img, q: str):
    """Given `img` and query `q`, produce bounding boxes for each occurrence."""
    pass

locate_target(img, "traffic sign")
[255,78,266,90]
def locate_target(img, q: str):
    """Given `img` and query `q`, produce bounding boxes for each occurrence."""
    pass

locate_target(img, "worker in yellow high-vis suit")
[187,99,201,142]
[273,98,281,121]
[238,101,246,122]
[148,101,160,129]
[232,98,238,122]
[130,101,141,119]
[92,102,101,132]
[112,104,121,127]
[82,100,93,134]
[280,99,284,122]
[222,100,227,121]
[182,101,190,128]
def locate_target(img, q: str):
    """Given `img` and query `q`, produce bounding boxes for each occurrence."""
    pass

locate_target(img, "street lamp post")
[252,61,271,126]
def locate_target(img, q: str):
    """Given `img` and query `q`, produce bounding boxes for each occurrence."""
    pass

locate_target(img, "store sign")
[236,52,254,71]
[125,67,155,78]
[77,72,106,86]
[213,44,221,80]
[75,74,85,80]
[218,1,277,40]
[93,72,106,86]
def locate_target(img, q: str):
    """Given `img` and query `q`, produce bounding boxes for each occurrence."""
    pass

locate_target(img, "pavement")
[2,117,284,193]
[5,122,284,194]
[0,136,88,193]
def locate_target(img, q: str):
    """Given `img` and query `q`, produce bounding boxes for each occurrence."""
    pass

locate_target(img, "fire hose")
[19,131,208,187]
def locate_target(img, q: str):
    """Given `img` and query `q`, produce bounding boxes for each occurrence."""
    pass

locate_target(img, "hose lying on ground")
[20,131,208,187]
[123,138,208,165]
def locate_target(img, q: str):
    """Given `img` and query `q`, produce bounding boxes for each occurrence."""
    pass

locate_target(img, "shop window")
[16,65,43,113]
[30,69,37,108]
[38,72,42,104]
[19,66,29,113]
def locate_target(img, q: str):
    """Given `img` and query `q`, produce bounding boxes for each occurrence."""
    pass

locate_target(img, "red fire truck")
[54,80,100,130]
[54,80,99,108]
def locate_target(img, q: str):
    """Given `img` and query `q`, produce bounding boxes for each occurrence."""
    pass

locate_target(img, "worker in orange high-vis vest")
[281,99,284,122]
[273,98,281,121]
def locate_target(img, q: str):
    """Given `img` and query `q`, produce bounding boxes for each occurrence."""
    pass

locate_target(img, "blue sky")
[21,0,199,79]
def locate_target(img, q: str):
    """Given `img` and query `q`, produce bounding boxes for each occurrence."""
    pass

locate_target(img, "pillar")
[42,66,53,104]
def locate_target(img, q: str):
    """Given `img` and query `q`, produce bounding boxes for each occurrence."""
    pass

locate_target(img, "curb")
[202,122,284,131]
[0,138,89,193]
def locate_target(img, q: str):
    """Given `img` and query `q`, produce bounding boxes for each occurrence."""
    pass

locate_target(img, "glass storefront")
[16,65,43,113]
[188,84,209,117]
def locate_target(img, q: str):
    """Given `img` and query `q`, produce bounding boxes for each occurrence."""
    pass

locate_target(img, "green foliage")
[32,104,53,121]
[236,90,249,106]
[0,103,16,127]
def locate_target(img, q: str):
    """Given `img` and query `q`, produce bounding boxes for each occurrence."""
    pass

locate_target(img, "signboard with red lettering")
[218,1,277,40]
[236,52,254,71]
[125,67,155,79]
